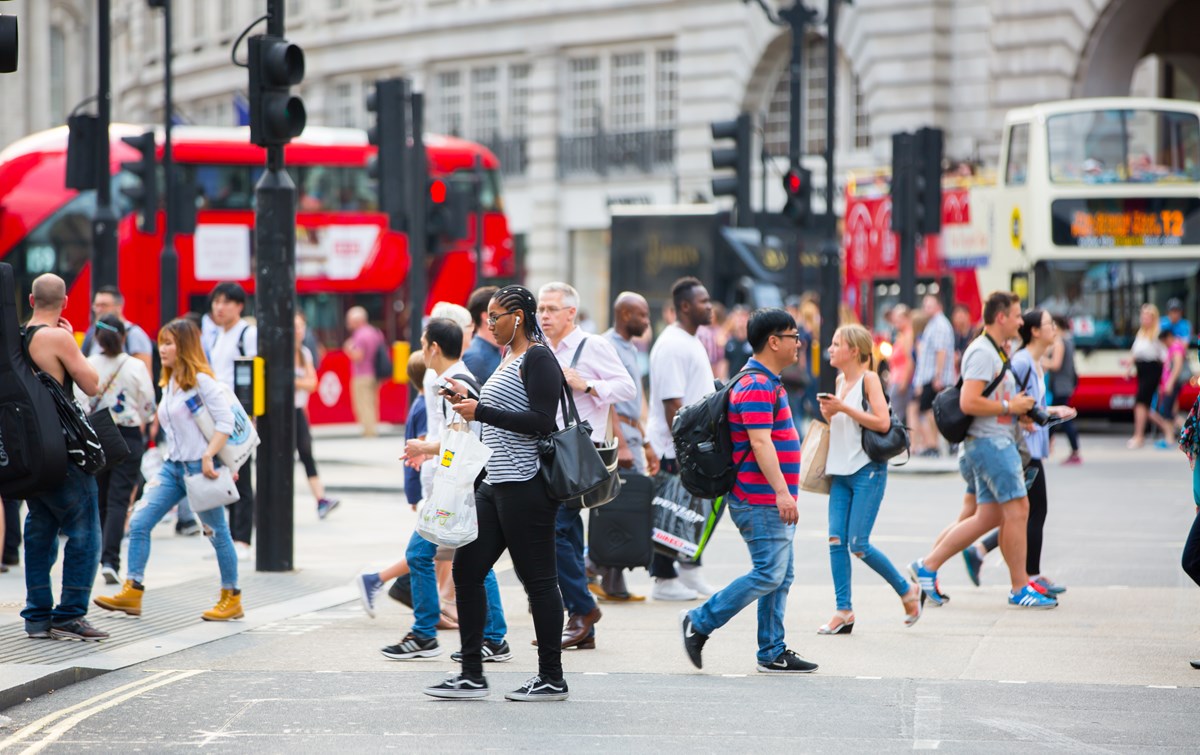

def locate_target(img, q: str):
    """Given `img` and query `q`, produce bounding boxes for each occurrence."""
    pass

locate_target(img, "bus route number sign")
[1051,197,1200,248]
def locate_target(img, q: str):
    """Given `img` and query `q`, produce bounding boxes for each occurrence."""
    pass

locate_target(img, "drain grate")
[0,572,344,666]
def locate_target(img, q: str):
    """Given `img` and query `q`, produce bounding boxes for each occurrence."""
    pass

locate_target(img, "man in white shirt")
[205,282,257,558]
[647,277,717,601]
[538,282,637,650]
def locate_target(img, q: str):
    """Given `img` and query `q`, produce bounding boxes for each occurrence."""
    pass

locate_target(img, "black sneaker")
[756,649,818,674]
[679,609,708,669]
[388,574,413,608]
[50,618,110,642]
[423,674,490,700]
[380,633,442,660]
[451,639,513,663]
[504,675,568,702]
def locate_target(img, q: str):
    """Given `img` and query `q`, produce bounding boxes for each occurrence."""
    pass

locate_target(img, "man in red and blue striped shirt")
[679,308,818,674]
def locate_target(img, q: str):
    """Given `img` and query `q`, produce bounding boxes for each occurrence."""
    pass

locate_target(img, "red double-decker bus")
[0,124,514,424]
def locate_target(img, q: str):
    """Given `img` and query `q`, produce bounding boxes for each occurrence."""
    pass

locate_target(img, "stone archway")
[1075,0,1200,98]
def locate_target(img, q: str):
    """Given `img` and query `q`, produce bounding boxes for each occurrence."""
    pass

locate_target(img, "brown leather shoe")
[560,607,601,650]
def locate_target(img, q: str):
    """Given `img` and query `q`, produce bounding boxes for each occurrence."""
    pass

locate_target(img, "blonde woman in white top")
[1124,303,1167,449]
[74,315,157,586]
[817,324,923,634]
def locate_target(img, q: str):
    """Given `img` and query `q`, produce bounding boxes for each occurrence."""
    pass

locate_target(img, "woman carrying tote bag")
[93,319,243,622]
[816,324,923,635]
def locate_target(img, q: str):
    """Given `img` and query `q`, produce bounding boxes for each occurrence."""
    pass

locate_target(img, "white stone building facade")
[1,0,1197,322]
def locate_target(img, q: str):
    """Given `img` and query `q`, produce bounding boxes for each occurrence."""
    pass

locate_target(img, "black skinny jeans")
[982,458,1048,575]
[295,409,319,479]
[99,426,145,571]
[453,477,563,681]
[1184,508,1200,589]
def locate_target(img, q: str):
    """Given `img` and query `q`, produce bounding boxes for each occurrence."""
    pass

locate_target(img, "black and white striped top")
[475,345,562,484]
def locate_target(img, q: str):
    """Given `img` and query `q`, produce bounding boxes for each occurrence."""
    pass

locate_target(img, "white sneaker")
[676,565,715,597]
[652,577,699,602]
[235,542,253,562]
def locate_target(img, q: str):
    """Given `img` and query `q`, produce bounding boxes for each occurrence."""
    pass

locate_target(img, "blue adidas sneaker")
[908,560,949,606]
[1009,583,1058,609]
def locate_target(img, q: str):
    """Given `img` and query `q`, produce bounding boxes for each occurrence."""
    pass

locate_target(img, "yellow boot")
[202,588,244,621]
[93,580,144,616]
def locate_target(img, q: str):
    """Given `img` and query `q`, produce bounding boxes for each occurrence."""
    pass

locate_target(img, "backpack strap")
[728,366,775,474]
[236,322,249,357]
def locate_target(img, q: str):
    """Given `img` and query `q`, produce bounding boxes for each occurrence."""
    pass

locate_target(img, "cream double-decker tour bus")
[971,97,1200,413]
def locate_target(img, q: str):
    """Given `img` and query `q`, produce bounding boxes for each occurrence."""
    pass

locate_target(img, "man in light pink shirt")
[343,306,385,437]
[538,282,637,650]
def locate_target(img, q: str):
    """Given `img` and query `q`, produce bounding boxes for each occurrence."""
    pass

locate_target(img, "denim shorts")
[961,435,1025,504]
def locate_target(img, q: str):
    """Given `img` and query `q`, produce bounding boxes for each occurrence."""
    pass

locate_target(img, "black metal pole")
[786,9,806,170]
[818,0,842,394]
[160,0,178,326]
[408,92,427,350]
[474,153,484,287]
[254,0,295,572]
[91,0,119,294]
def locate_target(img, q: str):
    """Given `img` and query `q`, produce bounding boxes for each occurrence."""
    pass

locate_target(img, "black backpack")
[0,263,68,498]
[671,367,770,499]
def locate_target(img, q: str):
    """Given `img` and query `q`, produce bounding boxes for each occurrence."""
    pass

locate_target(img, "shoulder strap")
[236,322,249,356]
[982,361,1010,398]
[22,325,48,373]
[570,337,587,369]
[727,365,777,473]
[89,355,129,413]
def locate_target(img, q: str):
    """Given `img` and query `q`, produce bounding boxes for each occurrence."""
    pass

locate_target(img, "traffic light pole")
[407,93,428,350]
[254,0,296,572]
[91,0,119,294]
[818,0,841,394]
[160,0,178,325]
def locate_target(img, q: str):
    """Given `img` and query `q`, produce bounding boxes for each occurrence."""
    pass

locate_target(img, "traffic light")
[0,7,16,74]
[65,114,99,191]
[711,112,753,227]
[120,131,158,234]
[366,78,408,232]
[914,126,944,235]
[247,35,306,148]
[782,165,812,226]
[890,132,914,234]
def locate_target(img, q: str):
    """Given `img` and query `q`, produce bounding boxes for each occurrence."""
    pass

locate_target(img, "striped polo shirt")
[729,358,801,504]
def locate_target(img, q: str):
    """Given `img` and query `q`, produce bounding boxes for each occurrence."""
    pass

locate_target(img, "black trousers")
[453,477,563,681]
[295,409,319,479]
[3,496,22,565]
[229,455,254,544]
[98,426,145,571]
[981,458,1048,575]
[1184,508,1200,589]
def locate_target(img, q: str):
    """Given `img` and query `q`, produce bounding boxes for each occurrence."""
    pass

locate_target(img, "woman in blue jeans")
[817,324,922,634]
[93,319,243,622]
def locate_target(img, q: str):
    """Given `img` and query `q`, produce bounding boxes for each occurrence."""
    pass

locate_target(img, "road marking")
[856,676,883,680]
[583,672,608,676]
[720,674,746,678]
[1147,685,1177,689]
[912,687,942,751]
[3,669,206,754]
[998,680,1027,684]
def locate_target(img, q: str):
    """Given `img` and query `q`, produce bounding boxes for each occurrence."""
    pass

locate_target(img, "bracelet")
[1001,399,1009,415]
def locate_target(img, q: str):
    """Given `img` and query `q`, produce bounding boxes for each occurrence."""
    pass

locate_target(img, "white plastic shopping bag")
[415,421,492,548]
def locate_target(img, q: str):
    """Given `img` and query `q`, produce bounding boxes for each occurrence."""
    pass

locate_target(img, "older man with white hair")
[344,306,386,437]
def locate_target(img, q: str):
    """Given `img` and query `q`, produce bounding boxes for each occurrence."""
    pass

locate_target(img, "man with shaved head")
[22,274,108,641]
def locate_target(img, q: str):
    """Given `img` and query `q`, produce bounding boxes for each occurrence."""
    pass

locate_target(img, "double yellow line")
[0,669,206,754]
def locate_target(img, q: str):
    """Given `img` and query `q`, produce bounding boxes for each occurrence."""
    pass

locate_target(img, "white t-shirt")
[646,323,715,459]
[207,320,258,390]
[75,353,157,427]
[960,335,1018,440]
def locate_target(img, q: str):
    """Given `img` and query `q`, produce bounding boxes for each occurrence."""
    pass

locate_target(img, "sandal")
[817,611,855,635]
[902,583,924,627]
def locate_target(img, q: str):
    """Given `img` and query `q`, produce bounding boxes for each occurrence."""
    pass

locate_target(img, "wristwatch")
[1001,399,1010,415]
[584,382,594,395]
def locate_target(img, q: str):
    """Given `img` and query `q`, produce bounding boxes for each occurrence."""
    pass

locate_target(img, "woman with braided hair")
[423,285,572,702]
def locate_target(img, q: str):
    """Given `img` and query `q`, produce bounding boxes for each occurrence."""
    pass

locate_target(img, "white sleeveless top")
[826,374,871,476]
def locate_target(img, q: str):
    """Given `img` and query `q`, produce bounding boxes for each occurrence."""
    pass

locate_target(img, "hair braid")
[492,285,546,344]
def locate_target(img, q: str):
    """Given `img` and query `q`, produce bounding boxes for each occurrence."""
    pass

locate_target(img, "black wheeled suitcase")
[587,472,654,569]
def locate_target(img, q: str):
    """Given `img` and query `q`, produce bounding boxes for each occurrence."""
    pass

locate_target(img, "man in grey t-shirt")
[906,292,1058,610]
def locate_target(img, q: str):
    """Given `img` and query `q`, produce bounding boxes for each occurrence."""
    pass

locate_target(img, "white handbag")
[183,466,240,512]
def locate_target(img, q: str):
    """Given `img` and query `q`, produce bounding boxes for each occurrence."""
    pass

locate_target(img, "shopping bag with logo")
[650,472,725,563]
[416,421,492,548]
[799,420,831,495]
[186,382,260,472]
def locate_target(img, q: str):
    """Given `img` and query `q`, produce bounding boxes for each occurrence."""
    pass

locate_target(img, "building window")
[655,50,678,128]
[566,57,601,134]
[470,67,500,142]
[50,27,67,125]
[329,82,357,128]
[434,71,463,136]
[610,52,645,132]
[508,63,531,136]
[853,74,871,150]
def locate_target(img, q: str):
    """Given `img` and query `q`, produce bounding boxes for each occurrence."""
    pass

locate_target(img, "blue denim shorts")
[961,435,1025,504]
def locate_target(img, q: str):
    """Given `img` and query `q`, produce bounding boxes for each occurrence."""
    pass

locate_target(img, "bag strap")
[982,361,1010,398]
[569,337,587,369]
[727,366,776,474]
[89,355,129,414]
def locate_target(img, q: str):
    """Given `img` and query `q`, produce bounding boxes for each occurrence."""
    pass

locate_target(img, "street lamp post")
[92,0,119,295]
[148,0,179,326]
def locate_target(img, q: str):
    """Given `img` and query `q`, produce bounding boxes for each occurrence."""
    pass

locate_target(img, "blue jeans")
[406,530,506,642]
[828,461,909,611]
[688,500,794,664]
[555,505,598,617]
[22,465,101,632]
[127,460,239,589]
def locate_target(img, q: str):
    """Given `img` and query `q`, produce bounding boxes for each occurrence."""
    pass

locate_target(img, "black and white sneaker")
[451,639,513,663]
[756,649,818,674]
[504,675,569,702]
[380,633,442,660]
[679,609,708,669]
[423,674,490,700]
[49,618,110,642]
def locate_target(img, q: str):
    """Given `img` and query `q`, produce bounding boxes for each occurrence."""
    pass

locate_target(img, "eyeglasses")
[536,305,565,315]
[487,309,520,326]
[773,332,801,340]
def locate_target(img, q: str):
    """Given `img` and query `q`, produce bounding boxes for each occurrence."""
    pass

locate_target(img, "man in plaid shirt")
[914,294,957,456]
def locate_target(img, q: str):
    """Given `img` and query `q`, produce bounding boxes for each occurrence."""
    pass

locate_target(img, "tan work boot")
[93,580,144,616]
[202,588,244,621]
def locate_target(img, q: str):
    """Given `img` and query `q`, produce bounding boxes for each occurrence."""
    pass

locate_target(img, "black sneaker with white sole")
[49,618,110,642]
[756,648,818,674]
[380,633,442,660]
[504,674,569,702]
[423,674,490,699]
[679,609,708,669]
[451,639,513,663]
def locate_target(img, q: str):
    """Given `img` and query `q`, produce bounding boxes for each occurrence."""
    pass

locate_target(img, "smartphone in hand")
[817,392,834,400]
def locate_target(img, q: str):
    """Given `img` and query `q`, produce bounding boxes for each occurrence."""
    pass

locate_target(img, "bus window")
[446,168,504,213]
[1005,123,1029,186]
[184,165,263,210]
[1034,259,1199,348]
[1048,109,1200,184]
[295,166,378,213]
